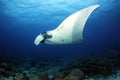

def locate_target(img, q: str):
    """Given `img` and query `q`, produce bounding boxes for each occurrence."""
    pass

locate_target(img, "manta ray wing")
[52,5,100,44]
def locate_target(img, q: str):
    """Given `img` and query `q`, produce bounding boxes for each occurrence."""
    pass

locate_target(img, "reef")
[0,49,120,80]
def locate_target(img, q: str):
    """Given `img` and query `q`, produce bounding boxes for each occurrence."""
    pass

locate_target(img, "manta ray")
[34,5,100,45]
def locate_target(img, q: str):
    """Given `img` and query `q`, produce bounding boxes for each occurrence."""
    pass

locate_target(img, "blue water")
[0,0,120,59]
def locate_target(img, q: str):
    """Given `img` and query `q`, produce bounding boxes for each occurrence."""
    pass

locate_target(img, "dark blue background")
[0,0,120,59]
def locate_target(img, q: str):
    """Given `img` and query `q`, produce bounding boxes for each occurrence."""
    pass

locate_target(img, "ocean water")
[0,0,120,79]
[0,0,120,59]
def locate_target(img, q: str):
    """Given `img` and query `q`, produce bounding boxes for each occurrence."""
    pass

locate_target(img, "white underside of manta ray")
[34,5,100,45]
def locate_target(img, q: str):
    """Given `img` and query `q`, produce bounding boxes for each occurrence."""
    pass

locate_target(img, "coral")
[0,61,16,77]
[35,72,49,80]
[53,68,85,80]
[66,58,113,77]
[29,74,40,80]
[21,73,29,80]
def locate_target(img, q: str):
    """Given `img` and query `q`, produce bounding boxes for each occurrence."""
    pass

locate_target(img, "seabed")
[0,49,120,80]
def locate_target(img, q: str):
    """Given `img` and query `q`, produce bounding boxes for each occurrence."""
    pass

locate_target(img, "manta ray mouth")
[40,32,52,43]
[34,32,52,45]
[41,32,52,39]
